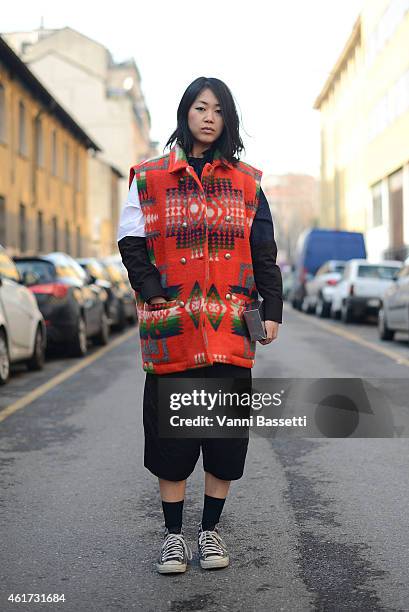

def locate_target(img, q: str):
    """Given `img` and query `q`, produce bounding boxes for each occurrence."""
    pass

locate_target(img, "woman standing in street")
[118,76,283,574]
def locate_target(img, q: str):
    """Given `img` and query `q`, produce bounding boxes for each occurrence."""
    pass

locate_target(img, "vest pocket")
[230,293,253,309]
[229,293,257,356]
[229,293,254,339]
[144,299,178,312]
[138,300,185,371]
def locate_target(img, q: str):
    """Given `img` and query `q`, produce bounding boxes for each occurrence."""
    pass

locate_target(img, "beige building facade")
[315,0,409,261]
[3,27,157,206]
[0,36,98,257]
[88,155,123,257]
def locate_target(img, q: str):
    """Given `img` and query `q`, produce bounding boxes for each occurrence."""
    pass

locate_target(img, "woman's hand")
[258,320,279,345]
[148,296,168,305]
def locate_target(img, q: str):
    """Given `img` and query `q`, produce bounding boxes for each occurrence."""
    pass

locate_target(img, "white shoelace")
[160,533,193,563]
[198,529,227,558]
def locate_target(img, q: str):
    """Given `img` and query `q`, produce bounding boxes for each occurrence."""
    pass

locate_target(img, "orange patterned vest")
[129,143,262,374]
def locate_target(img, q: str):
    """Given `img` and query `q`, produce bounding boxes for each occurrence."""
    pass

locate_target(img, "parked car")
[77,258,126,331]
[102,255,136,295]
[330,259,402,323]
[290,229,366,310]
[303,260,346,317]
[282,268,296,301]
[99,257,137,325]
[14,252,110,357]
[378,261,409,341]
[0,246,46,384]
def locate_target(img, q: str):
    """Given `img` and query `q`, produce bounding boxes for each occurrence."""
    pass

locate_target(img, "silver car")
[331,259,402,323]
[0,246,46,384]
[303,260,346,317]
[378,261,409,341]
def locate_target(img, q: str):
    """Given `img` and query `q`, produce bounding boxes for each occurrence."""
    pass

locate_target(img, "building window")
[51,130,57,176]
[65,221,71,254]
[19,203,26,252]
[37,211,44,253]
[74,151,81,192]
[64,142,70,182]
[0,84,6,143]
[371,182,383,227]
[76,225,81,257]
[389,169,404,250]
[0,196,5,245]
[369,69,409,141]
[34,117,44,167]
[367,0,409,64]
[52,216,58,251]
[18,101,27,156]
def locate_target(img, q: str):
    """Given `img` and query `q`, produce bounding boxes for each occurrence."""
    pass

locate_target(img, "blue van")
[291,228,366,309]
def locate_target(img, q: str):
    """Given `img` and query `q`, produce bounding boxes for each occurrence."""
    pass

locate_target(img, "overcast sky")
[3,1,362,177]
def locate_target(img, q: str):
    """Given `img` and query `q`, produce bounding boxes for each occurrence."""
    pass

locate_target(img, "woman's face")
[187,88,224,151]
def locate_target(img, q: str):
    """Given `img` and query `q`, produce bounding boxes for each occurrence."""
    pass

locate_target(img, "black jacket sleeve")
[250,188,283,323]
[117,236,167,303]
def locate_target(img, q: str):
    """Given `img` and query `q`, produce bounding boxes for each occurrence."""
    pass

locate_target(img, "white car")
[0,246,46,384]
[378,260,409,341]
[303,260,346,317]
[330,259,402,323]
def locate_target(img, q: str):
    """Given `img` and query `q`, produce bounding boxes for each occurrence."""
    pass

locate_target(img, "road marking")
[291,309,409,368]
[0,327,138,424]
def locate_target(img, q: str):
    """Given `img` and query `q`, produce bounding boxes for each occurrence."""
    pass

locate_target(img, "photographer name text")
[169,415,307,427]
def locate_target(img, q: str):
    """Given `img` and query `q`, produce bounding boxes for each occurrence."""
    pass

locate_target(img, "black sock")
[162,500,184,534]
[201,494,226,531]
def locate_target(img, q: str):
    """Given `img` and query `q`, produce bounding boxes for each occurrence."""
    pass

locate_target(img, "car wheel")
[114,302,127,331]
[341,302,354,324]
[128,307,138,325]
[378,308,394,341]
[69,316,88,357]
[330,304,340,320]
[301,298,313,314]
[26,325,45,371]
[315,297,331,319]
[94,311,110,346]
[316,297,329,318]
[0,329,10,385]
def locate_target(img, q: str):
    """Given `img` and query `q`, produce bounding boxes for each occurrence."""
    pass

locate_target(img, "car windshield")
[334,264,345,273]
[0,251,20,282]
[110,260,127,275]
[84,261,106,280]
[15,260,56,284]
[45,254,85,283]
[105,264,123,283]
[357,265,400,279]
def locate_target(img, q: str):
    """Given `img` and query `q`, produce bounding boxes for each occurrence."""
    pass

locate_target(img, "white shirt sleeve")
[117,176,146,240]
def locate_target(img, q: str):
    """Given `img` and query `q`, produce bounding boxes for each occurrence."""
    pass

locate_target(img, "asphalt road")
[0,306,408,611]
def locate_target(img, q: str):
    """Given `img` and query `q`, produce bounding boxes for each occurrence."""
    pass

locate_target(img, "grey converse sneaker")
[156,529,192,574]
[198,525,230,569]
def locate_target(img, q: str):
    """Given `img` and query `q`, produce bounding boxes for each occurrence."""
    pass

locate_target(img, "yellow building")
[0,35,99,257]
[315,0,409,261]
[314,18,365,232]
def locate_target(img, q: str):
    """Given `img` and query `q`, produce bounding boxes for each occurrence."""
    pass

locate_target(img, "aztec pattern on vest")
[129,143,262,374]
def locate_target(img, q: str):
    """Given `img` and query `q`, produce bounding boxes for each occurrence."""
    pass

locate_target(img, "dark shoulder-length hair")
[164,77,244,165]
